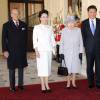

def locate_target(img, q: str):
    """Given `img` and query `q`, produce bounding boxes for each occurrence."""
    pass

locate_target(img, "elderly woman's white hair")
[64,16,75,24]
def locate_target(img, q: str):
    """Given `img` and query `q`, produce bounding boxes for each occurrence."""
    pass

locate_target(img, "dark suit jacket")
[81,18,100,54]
[2,20,28,69]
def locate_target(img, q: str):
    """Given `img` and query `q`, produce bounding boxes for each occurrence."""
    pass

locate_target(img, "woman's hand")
[35,48,40,58]
[3,51,9,58]
[36,51,40,58]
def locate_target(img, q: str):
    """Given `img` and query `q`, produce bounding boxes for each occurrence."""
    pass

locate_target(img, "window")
[28,3,43,27]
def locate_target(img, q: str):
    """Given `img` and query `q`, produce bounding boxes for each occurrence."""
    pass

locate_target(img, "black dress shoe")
[10,87,16,92]
[46,89,52,92]
[88,84,95,88]
[18,86,24,90]
[41,90,47,93]
[66,86,71,89]
[72,86,78,89]
[96,85,100,89]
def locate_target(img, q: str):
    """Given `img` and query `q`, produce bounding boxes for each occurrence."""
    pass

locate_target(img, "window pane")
[28,3,42,27]
[10,3,26,22]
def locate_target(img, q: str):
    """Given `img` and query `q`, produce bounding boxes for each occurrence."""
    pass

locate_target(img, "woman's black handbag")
[57,54,68,76]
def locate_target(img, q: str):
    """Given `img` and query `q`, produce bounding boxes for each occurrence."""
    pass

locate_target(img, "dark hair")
[87,5,97,11]
[38,9,49,18]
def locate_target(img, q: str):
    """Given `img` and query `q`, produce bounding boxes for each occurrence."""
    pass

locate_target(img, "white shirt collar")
[13,20,19,25]
[89,18,96,21]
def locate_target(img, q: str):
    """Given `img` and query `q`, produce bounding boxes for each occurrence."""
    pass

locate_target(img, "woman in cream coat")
[60,16,83,89]
[33,10,56,93]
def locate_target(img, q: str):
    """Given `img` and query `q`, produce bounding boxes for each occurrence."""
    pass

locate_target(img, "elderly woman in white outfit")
[33,10,56,93]
[60,16,84,89]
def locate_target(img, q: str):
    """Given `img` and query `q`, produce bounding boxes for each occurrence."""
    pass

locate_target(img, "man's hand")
[3,51,9,58]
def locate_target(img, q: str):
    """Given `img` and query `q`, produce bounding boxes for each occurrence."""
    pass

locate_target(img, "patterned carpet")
[0,53,86,87]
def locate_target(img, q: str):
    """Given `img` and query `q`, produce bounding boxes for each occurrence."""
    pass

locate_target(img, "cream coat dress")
[60,27,84,74]
[33,24,56,76]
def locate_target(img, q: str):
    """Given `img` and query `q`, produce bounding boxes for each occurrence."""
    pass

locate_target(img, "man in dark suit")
[2,8,28,92]
[81,5,100,89]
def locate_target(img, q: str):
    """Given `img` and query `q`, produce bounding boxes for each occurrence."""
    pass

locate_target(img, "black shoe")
[66,86,71,89]
[10,87,16,92]
[72,86,78,89]
[96,85,100,89]
[46,89,52,93]
[18,86,24,90]
[41,90,47,93]
[88,84,95,88]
